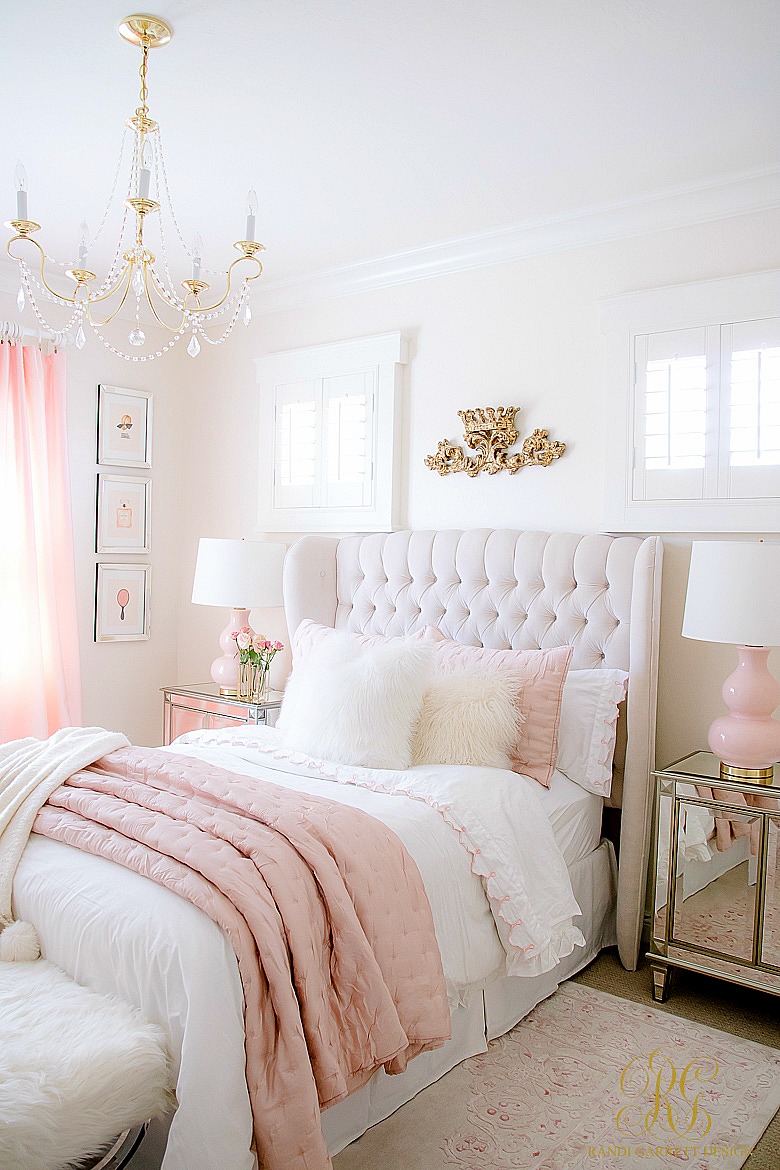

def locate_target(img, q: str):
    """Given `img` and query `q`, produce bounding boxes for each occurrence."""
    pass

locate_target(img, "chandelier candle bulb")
[14,161,27,220]
[77,221,90,263]
[245,189,257,242]
[192,234,203,281]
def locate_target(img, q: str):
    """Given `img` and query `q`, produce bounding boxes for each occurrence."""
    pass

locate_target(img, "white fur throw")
[278,635,433,769]
[0,726,129,959]
[0,960,173,1170]
[411,669,523,768]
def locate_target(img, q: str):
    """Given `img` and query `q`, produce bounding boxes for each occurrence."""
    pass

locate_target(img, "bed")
[11,527,662,1170]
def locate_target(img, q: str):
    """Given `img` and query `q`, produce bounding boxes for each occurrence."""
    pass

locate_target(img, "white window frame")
[601,269,780,532]
[257,332,407,531]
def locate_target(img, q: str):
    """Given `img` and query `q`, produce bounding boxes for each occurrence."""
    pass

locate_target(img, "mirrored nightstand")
[647,751,780,1003]
[161,682,283,746]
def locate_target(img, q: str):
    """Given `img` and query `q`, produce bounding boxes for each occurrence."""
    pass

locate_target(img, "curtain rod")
[0,321,73,348]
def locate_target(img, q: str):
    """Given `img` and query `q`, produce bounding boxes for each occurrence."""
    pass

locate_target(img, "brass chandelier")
[5,14,265,362]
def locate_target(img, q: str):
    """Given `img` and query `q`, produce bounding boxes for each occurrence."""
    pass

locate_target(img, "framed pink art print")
[94,563,151,642]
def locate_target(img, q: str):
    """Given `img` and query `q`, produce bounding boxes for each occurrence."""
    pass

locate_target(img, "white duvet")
[12,727,584,1170]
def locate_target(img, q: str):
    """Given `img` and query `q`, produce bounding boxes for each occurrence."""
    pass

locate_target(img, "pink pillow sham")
[431,640,573,786]
[292,618,444,664]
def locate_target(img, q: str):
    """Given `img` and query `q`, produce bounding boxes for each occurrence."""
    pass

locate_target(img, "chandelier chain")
[137,38,151,121]
[155,128,224,276]
[89,127,132,256]
[196,284,248,344]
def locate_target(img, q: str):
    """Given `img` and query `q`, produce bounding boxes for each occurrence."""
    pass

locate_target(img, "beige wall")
[174,207,780,767]
[0,289,184,745]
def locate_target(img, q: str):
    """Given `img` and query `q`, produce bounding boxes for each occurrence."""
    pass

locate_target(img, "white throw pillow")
[278,634,433,770]
[556,668,629,796]
[411,668,523,769]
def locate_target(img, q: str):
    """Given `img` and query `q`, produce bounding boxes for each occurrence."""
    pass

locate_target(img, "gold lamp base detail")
[719,761,775,785]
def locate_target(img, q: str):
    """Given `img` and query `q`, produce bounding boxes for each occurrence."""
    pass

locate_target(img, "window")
[602,270,780,532]
[257,333,407,531]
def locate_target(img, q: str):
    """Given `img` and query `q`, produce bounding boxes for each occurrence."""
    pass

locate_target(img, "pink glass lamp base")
[210,607,254,696]
[708,645,780,783]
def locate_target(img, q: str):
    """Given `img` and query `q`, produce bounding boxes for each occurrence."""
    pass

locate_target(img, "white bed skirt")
[322,839,617,1156]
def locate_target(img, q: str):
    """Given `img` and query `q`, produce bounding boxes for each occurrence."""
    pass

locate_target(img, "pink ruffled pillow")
[431,640,573,786]
[292,619,444,664]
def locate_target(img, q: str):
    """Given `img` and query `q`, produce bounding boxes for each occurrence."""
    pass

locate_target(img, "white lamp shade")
[191,538,285,609]
[682,540,780,646]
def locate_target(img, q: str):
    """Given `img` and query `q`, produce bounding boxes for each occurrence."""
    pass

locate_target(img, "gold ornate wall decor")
[424,406,566,477]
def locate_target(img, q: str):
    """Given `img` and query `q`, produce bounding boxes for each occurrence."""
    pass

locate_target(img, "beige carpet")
[334,951,780,1170]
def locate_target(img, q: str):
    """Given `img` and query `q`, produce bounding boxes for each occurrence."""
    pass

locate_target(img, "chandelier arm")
[7,237,80,306]
[143,269,188,333]
[147,265,184,310]
[81,261,134,308]
[147,265,237,320]
[85,266,134,327]
[185,255,263,315]
[20,265,83,336]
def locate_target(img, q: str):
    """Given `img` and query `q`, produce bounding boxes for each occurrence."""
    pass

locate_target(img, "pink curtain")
[0,343,82,740]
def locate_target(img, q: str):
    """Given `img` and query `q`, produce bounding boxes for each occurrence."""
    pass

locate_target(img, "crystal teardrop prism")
[187,332,201,358]
[132,270,144,296]
[75,324,86,350]
[128,327,146,347]
[243,300,252,327]
[16,285,25,312]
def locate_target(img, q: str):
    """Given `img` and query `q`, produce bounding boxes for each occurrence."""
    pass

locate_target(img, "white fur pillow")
[278,634,433,769]
[411,669,523,768]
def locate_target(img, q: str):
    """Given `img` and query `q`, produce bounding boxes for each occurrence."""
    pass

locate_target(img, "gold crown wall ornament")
[425,406,566,477]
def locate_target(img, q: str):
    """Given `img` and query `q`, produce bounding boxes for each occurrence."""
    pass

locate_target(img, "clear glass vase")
[252,665,270,703]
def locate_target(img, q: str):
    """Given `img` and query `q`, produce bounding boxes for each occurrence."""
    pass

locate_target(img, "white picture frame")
[97,384,153,468]
[96,474,151,554]
[95,563,151,642]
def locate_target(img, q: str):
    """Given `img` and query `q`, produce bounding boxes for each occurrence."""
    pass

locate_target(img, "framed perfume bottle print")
[95,563,151,642]
[97,384,153,468]
[96,474,151,553]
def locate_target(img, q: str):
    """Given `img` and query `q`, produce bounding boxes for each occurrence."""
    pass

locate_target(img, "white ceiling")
[2,0,779,285]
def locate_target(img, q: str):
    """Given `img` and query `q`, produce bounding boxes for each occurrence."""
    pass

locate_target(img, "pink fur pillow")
[292,618,444,664]
[431,640,573,786]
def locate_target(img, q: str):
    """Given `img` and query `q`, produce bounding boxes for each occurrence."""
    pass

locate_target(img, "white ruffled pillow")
[556,668,629,796]
[278,634,433,769]
[411,669,523,768]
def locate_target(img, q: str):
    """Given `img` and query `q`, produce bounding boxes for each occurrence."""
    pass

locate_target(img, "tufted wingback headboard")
[284,529,663,970]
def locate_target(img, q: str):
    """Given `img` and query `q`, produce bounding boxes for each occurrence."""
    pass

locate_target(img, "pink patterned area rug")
[333,983,780,1170]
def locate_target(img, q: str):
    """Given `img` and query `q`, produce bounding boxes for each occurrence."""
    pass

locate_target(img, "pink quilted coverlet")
[33,746,450,1170]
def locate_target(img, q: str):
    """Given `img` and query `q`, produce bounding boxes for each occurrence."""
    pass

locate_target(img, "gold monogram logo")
[616,1048,718,1138]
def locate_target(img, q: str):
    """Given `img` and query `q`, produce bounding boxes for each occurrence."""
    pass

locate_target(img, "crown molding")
[253,166,780,314]
[2,167,778,322]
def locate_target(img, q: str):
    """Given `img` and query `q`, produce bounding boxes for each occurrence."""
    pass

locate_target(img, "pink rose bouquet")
[230,627,284,700]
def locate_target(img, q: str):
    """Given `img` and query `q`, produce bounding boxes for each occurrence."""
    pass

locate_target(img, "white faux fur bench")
[0,959,173,1170]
